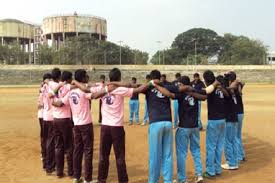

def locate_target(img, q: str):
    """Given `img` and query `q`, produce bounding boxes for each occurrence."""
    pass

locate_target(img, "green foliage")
[218,34,267,65]
[47,35,148,65]
[0,42,29,64]
[151,28,267,65]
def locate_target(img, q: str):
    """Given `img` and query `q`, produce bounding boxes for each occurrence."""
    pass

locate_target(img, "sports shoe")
[221,163,239,170]
[129,123,133,126]
[195,175,203,183]
[84,180,98,183]
[141,122,145,126]
[73,178,83,183]
[203,172,215,179]
[173,180,188,183]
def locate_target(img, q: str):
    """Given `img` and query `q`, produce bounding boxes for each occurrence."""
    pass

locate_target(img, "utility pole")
[118,40,123,65]
[156,41,162,65]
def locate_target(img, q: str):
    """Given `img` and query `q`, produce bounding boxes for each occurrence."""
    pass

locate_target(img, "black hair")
[51,68,61,81]
[43,73,52,81]
[150,70,161,80]
[109,68,121,82]
[61,71,73,82]
[194,73,200,78]
[100,75,106,80]
[216,75,227,87]
[203,70,215,86]
[175,73,181,78]
[179,76,191,85]
[146,74,151,80]
[161,74,166,79]
[132,77,137,82]
[229,71,237,81]
[75,69,87,83]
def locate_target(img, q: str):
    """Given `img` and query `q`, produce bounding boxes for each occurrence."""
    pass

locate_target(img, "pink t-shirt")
[101,87,134,126]
[42,83,54,121]
[52,83,72,119]
[62,88,93,126]
[37,91,43,119]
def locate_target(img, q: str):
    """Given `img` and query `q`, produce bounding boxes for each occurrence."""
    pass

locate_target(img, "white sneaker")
[73,179,83,183]
[141,122,145,126]
[173,179,188,183]
[84,180,98,183]
[221,163,239,170]
[195,175,203,183]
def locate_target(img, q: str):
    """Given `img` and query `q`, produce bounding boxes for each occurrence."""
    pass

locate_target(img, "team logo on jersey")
[103,95,115,105]
[215,89,224,99]
[185,95,195,106]
[71,92,80,105]
[151,88,165,98]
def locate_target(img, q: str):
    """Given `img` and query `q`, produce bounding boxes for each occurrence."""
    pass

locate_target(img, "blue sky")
[1,0,274,56]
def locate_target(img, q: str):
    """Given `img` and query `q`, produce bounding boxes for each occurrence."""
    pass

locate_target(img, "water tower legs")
[28,39,32,64]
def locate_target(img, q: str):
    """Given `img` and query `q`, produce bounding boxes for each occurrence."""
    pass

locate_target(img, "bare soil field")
[0,84,275,183]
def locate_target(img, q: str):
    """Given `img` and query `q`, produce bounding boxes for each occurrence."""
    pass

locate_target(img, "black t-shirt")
[207,88,226,120]
[171,80,180,100]
[175,93,199,128]
[130,84,141,100]
[224,93,238,122]
[145,84,178,124]
[191,80,206,91]
[235,90,244,114]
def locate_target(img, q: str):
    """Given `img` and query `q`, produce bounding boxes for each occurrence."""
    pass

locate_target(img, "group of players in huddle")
[37,67,245,183]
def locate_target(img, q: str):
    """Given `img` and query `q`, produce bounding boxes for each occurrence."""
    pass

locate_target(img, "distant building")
[266,51,275,64]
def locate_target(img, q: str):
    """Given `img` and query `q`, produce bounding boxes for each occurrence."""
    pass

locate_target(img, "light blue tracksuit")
[198,101,203,129]
[236,113,245,161]
[148,121,173,183]
[173,100,179,128]
[224,122,238,167]
[176,128,203,182]
[129,99,139,124]
[143,101,149,124]
[206,119,225,176]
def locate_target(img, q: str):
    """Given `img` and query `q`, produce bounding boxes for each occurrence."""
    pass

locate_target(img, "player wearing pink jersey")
[96,68,149,183]
[54,69,109,183]
[51,71,74,178]
[39,73,52,170]
[44,68,61,174]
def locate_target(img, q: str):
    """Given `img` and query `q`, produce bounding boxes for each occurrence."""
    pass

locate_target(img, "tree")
[38,45,53,64]
[218,34,267,65]
[172,28,224,57]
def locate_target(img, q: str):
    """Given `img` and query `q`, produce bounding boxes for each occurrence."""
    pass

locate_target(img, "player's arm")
[72,80,91,93]
[108,81,133,88]
[154,83,176,99]
[52,100,64,107]
[178,84,195,93]
[132,83,150,94]
[204,80,220,94]
[186,92,207,101]
[217,86,230,97]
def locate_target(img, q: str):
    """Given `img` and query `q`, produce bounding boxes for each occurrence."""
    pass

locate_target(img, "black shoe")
[57,173,64,178]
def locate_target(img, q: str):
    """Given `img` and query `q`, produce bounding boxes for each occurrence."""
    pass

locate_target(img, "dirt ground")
[0,84,275,183]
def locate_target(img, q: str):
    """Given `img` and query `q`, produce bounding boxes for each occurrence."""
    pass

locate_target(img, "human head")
[150,70,161,80]
[100,75,106,82]
[75,69,88,83]
[216,75,227,87]
[203,70,215,86]
[61,71,73,83]
[175,73,181,81]
[109,68,121,82]
[131,77,137,84]
[161,74,167,83]
[193,73,200,82]
[179,75,191,86]
[51,68,61,82]
[43,73,52,82]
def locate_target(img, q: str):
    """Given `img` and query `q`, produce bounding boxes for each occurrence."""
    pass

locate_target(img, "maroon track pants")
[53,118,74,176]
[45,120,56,172]
[73,123,94,181]
[39,118,46,169]
[98,125,128,183]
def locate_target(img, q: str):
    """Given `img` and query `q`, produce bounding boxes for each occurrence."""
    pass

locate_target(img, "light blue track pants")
[224,122,238,167]
[236,113,245,161]
[173,100,179,128]
[176,128,203,182]
[129,100,139,124]
[206,119,225,176]
[148,122,173,183]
